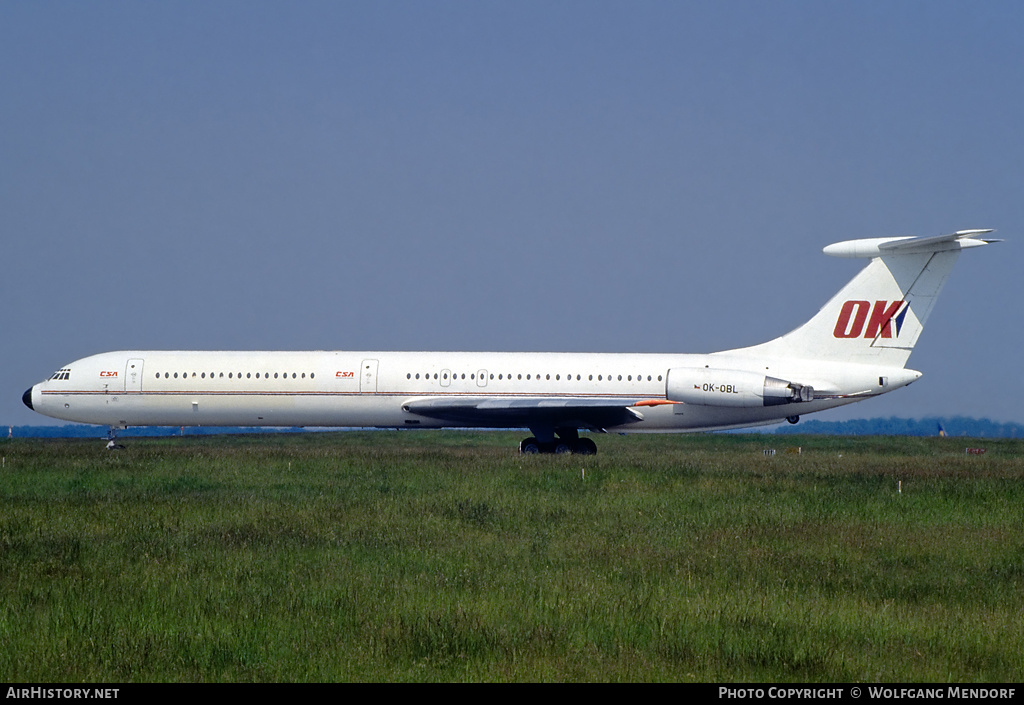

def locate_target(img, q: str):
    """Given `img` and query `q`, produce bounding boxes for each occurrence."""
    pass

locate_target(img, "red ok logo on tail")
[833,300,907,339]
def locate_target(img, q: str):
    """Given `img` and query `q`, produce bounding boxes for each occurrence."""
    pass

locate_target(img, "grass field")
[1,431,1022,682]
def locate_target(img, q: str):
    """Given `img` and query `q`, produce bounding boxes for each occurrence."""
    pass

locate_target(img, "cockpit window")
[49,368,71,381]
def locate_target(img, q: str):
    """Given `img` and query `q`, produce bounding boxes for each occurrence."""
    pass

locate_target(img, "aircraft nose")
[22,387,34,410]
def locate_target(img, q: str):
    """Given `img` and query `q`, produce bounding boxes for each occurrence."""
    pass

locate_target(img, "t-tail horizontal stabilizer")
[744,230,999,368]
[823,230,1000,258]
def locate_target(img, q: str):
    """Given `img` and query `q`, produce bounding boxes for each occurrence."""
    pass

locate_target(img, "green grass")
[1,431,1022,681]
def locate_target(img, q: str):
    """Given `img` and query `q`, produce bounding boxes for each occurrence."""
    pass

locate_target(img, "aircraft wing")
[401,396,648,430]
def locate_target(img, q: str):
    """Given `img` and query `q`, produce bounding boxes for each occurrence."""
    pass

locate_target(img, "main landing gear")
[519,428,597,455]
[519,437,598,455]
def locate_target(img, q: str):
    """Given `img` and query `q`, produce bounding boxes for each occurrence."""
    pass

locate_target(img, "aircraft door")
[360,359,379,393]
[477,369,488,388]
[126,359,144,393]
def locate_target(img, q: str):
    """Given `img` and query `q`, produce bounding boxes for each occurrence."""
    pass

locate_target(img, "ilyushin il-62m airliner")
[24,230,998,454]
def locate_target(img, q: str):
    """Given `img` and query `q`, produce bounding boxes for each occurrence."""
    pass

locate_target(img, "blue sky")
[3,1,1021,427]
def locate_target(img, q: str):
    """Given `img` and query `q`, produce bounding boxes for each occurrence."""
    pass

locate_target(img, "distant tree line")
[5,417,1024,438]
[4,425,310,439]
[775,416,1023,437]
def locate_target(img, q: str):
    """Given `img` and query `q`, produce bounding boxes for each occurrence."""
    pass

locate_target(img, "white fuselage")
[24,349,919,433]
[28,231,997,444]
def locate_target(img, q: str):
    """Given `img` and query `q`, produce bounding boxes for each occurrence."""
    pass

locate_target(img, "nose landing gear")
[105,426,126,450]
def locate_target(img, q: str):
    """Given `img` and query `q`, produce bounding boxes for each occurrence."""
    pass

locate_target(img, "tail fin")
[747,230,999,367]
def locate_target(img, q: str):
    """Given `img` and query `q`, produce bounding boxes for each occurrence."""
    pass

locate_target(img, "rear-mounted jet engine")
[666,367,813,407]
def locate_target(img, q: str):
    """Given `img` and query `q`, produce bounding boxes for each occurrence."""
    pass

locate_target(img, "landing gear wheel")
[520,437,542,454]
[554,442,574,454]
[787,415,800,424]
[573,438,598,455]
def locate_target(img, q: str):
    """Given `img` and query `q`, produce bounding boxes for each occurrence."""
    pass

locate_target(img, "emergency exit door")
[126,359,144,393]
